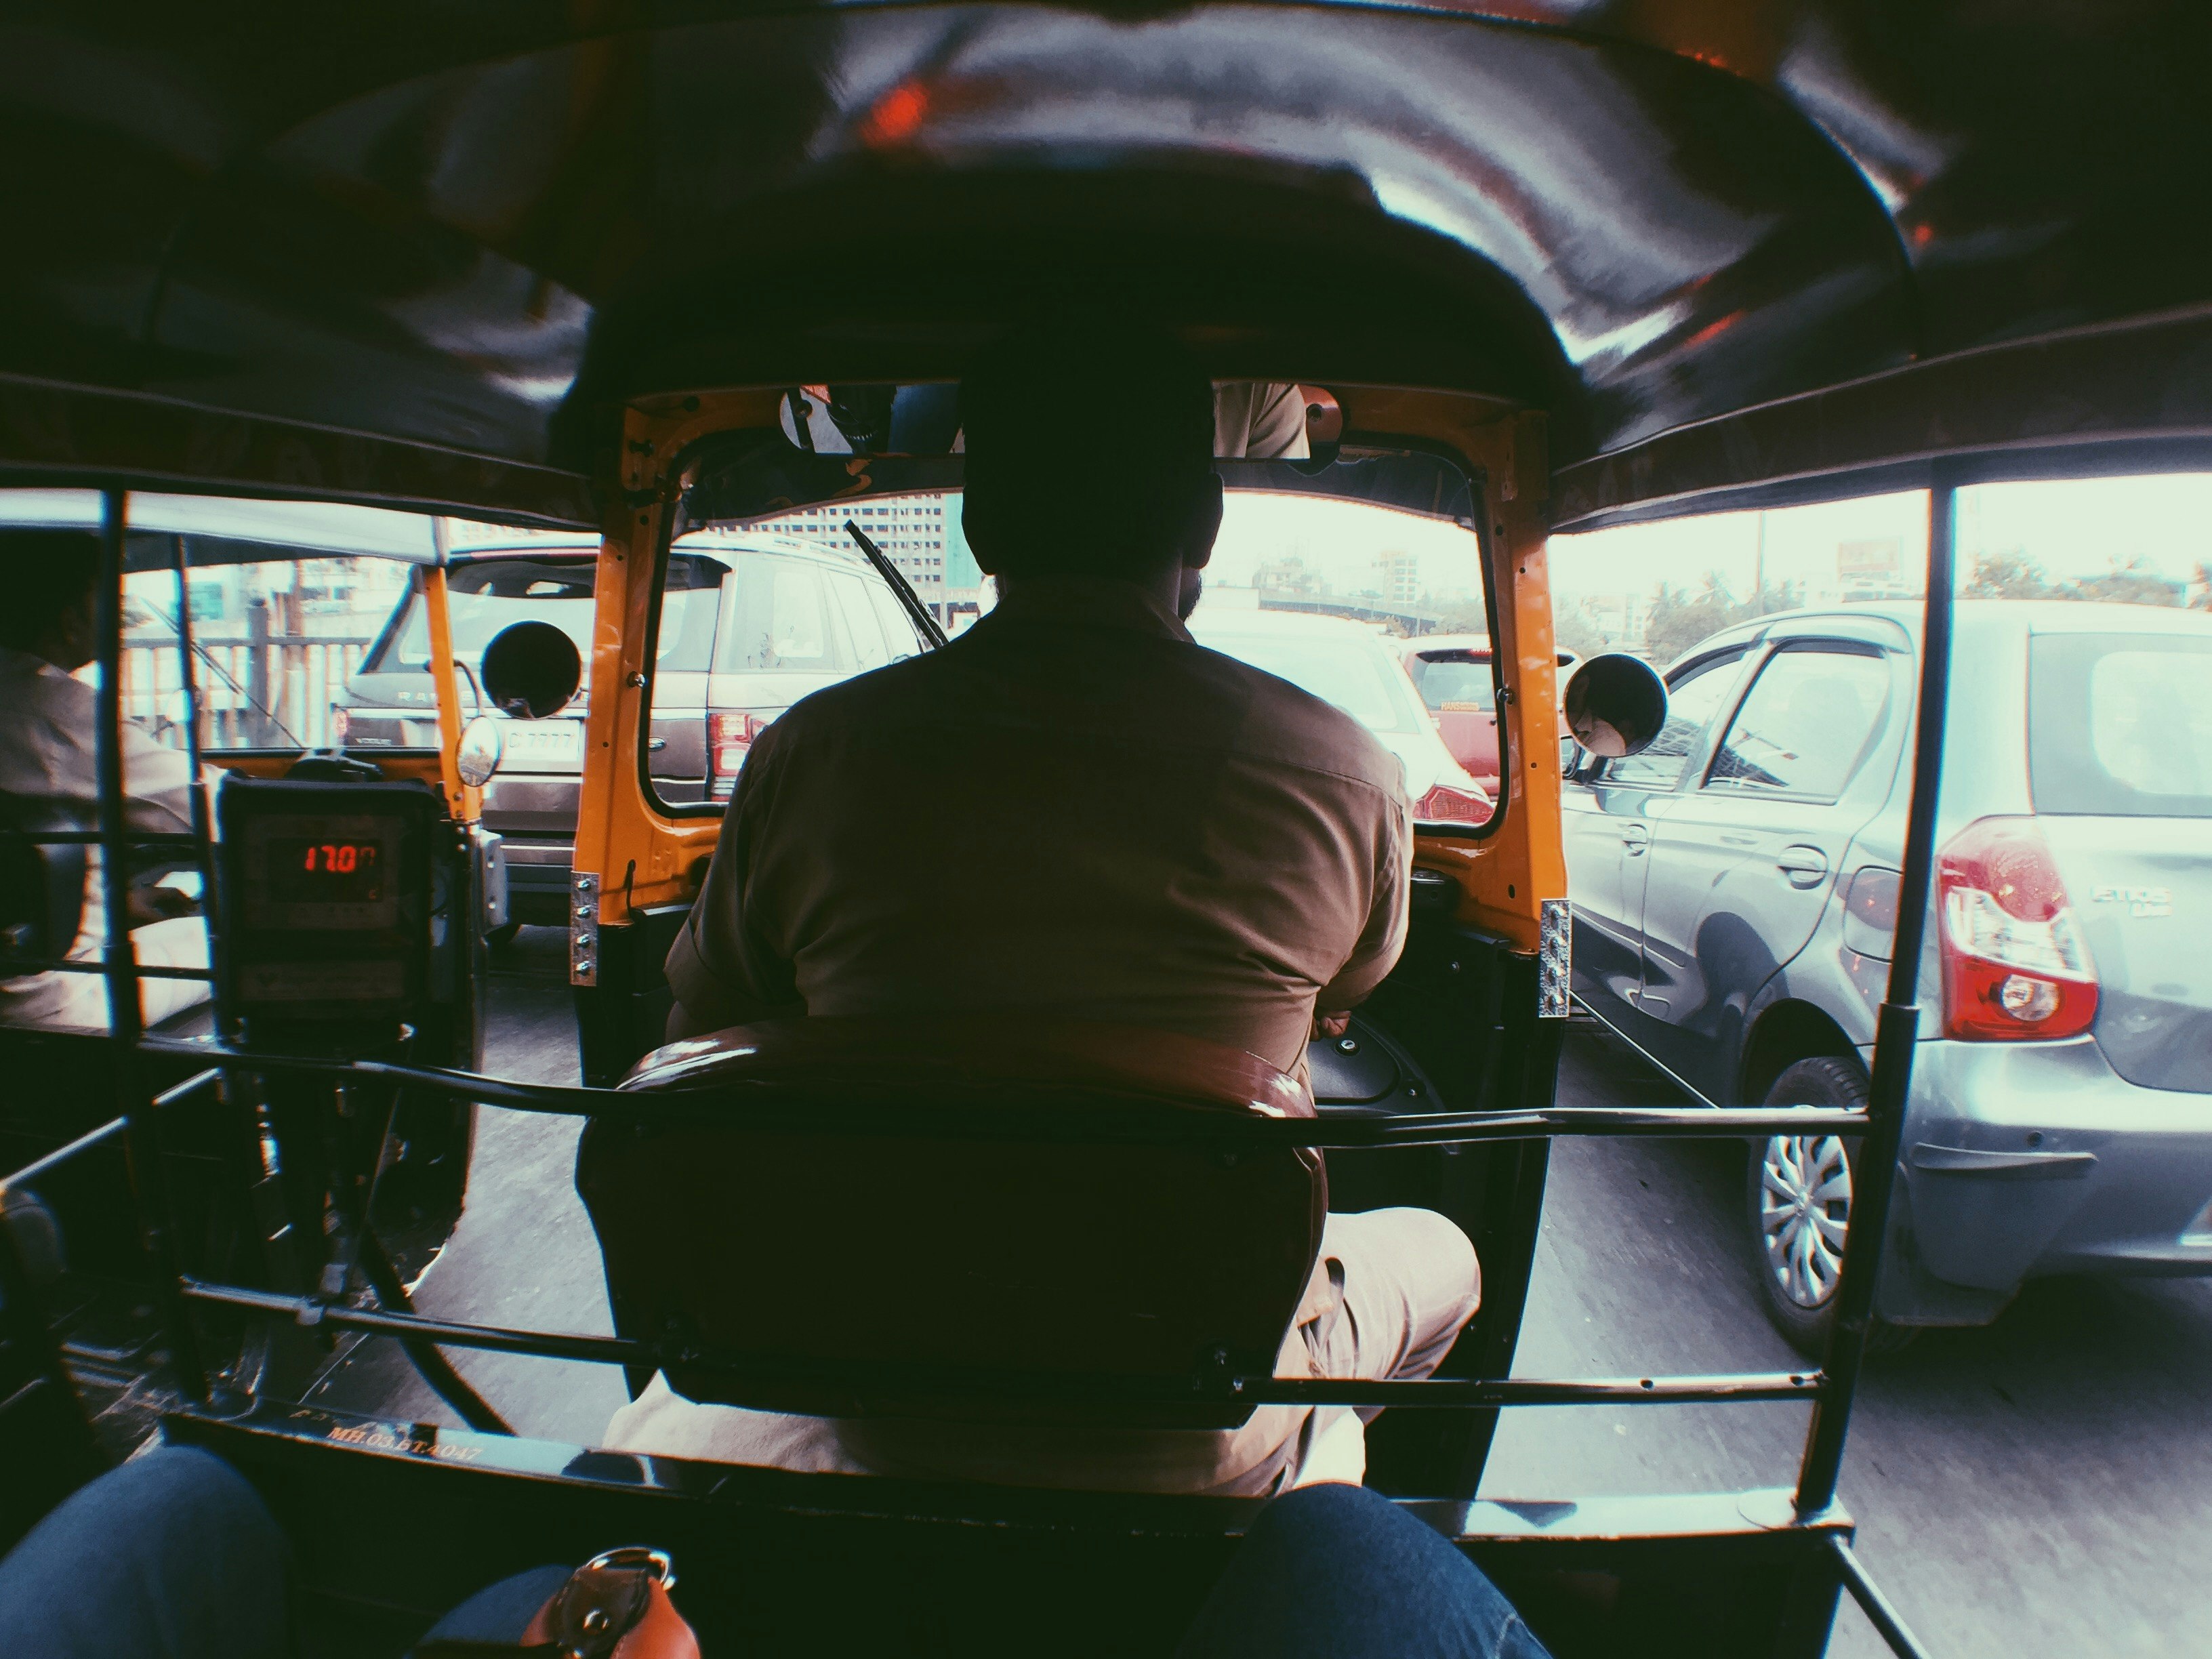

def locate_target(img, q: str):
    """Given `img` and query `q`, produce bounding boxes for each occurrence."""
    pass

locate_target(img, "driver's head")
[960,323,1222,594]
[0,529,103,670]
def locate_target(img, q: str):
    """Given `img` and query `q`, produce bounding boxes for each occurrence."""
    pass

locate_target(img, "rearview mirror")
[1562,653,1668,758]
[456,715,505,787]
[480,621,581,719]
[774,380,1342,462]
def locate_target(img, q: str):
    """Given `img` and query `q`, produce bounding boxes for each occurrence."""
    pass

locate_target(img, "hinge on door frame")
[571,871,600,986]
[1538,898,1571,1019]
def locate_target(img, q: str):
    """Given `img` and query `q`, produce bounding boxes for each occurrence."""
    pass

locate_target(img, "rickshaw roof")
[4,1,2209,527]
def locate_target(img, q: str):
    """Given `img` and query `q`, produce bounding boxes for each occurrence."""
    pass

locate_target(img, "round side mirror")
[1562,653,1668,758]
[480,621,581,719]
[456,715,505,787]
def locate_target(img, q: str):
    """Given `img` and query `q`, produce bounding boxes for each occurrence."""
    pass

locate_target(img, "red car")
[1400,635,1578,799]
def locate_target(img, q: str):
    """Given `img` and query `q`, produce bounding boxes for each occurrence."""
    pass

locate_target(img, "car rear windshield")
[369,554,724,679]
[1407,653,1495,712]
[2030,630,2212,818]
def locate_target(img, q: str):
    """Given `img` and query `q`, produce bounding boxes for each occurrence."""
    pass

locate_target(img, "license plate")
[499,720,582,766]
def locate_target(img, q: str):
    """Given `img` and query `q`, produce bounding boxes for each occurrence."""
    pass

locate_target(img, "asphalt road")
[318,929,2212,1658]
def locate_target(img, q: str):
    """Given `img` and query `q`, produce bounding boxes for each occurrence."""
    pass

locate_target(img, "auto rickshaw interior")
[12,1,2207,1654]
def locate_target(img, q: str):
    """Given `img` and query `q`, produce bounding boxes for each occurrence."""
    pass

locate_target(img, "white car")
[1187,608,1492,825]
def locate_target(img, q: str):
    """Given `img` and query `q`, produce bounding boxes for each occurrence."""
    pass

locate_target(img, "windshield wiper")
[844,521,949,649]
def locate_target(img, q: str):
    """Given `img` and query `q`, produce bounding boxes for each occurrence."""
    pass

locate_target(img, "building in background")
[760,494,972,621]
[1376,550,1420,607]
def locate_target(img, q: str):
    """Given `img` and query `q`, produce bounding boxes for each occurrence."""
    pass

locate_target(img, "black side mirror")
[1562,653,1668,758]
[480,621,582,718]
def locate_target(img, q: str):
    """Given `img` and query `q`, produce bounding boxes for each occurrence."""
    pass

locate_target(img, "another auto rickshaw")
[6,3,2211,1654]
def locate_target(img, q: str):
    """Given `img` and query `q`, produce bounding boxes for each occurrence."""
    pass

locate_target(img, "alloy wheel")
[1757,1134,1853,1310]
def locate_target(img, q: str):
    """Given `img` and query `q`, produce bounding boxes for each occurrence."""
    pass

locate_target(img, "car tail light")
[1938,816,2097,1040]
[709,712,771,795]
[330,705,349,741]
[1416,781,1492,825]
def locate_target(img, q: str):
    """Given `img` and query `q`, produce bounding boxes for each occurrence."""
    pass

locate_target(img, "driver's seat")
[577,1017,1326,1430]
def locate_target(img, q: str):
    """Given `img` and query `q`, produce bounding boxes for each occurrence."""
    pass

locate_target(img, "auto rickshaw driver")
[615,325,1482,1496]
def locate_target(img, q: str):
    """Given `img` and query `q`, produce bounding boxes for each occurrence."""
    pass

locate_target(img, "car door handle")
[1776,846,1829,882]
[1621,825,1650,854]
[647,737,668,752]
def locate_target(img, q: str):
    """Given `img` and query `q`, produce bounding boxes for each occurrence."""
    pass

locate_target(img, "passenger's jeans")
[1176,1482,1553,1659]
[0,1449,1549,1658]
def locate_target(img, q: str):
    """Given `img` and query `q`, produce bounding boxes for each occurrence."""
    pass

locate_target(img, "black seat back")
[579,1017,1325,1430]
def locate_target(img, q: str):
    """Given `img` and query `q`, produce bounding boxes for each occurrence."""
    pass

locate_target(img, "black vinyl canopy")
[3,1,2209,522]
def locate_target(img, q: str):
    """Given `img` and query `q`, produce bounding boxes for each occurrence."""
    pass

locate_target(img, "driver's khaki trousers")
[602,1206,1481,1496]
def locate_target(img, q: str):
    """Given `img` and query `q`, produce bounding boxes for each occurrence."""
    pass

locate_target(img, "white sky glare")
[1550,476,2212,602]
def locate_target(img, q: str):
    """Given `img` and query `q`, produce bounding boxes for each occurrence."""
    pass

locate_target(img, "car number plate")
[499,720,583,765]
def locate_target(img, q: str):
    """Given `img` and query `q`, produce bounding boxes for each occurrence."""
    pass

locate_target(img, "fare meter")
[216,776,449,1037]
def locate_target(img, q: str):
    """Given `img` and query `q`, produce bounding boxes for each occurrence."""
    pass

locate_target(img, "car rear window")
[373,558,596,674]
[2030,631,2212,818]
[714,555,845,673]
[1408,654,1495,712]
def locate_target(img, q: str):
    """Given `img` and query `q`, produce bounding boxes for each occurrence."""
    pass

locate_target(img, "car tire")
[1744,1056,1914,1358]
[486,920,523,948]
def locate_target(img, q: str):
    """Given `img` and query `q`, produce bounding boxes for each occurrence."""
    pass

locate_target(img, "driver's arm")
[1311,785,1412,1026]
[664,723,802,1041]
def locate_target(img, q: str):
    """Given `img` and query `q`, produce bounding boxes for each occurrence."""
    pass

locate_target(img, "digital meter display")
[269,837,386,903]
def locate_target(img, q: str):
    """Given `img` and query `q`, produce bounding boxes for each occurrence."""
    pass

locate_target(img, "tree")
[1435,599,1491,635]
[2064,558,2183,607]
[1963,551,2053,600]
[1640,572,1801,664]
[1552,600,1608,657]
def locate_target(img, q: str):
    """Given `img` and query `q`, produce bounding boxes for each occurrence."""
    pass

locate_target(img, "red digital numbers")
[300,842,377,875]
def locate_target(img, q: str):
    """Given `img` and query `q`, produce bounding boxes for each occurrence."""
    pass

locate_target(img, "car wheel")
[1744,1056,1914,1358]
[486,920,523,948]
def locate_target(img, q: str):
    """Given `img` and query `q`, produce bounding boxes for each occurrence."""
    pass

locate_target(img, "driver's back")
[663,573,1411,1080]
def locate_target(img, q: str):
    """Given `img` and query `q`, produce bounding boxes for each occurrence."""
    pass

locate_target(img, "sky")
[1549,475,2212,604]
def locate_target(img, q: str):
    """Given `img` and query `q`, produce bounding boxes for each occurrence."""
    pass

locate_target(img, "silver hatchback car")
[1564,600,2212,1353]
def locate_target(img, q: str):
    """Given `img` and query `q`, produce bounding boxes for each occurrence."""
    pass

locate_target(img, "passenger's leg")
[1174,1482,1550,1659]
[410,1564,571,1652]
[0,1446,291,1659]
[1308,1206,1481,1415]
[124,916,212,1028]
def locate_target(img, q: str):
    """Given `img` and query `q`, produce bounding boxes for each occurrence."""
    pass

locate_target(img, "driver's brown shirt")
[665,577,1411,1078]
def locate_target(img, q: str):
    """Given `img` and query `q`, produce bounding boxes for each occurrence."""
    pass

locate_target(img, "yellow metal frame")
[571,386,1562,958]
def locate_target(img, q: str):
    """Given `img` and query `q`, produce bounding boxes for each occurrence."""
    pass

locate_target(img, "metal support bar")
[7,830,202,847]
[5,957,213,980]
[1795,473,1957,1518]
[0,1075,221,1194]
[1826,1536,1934,1659]
[96,489,208,1404]
[168,533,226,998]
[0,1117,128,1196]
[178,1279,1822,1409]
[136,1039,1866,1148]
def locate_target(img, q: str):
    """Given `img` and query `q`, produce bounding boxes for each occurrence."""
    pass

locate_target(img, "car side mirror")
[480,621,581,718]
[1562,653,1668,758]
